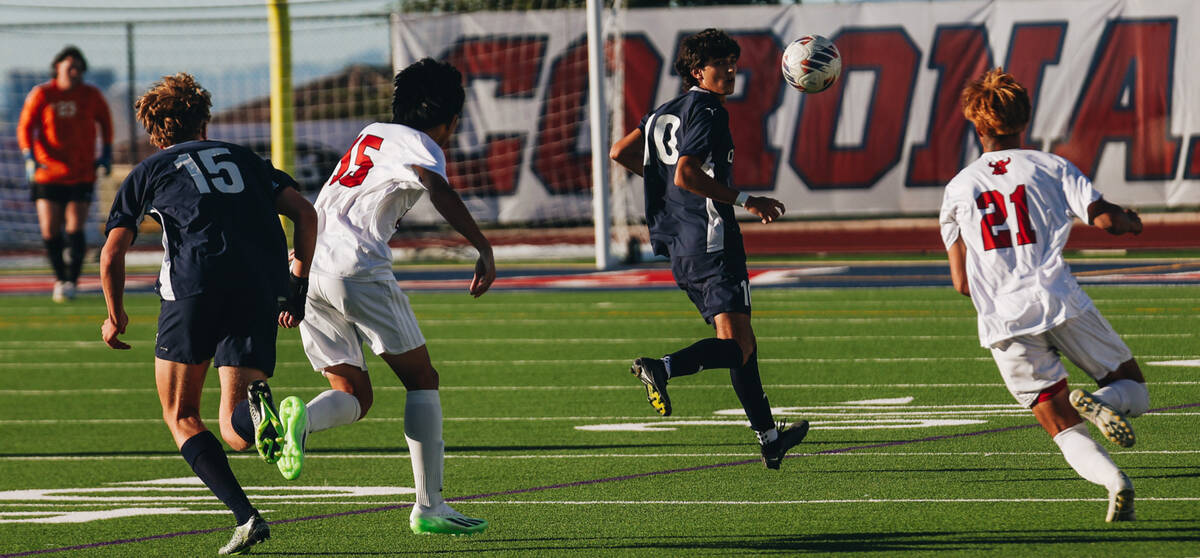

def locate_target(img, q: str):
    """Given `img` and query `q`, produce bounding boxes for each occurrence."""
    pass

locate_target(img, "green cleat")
[410,503,489,536]
[247,380,283,464]
[276,396,307,481]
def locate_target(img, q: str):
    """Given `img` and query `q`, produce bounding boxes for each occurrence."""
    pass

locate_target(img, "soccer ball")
[781,35,842,93]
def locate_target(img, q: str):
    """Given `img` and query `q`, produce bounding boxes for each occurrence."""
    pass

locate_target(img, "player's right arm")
[609,128,644,176]
[674,156,784,224]
[947,236,970,297]
[100,226,134,350]
[418,166,496,297]
[16,87,44,181]
[939,184,970,297]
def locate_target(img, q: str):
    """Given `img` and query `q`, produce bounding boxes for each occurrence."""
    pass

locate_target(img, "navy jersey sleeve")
[105,164,150,237]
[267,163,298,195]
[679,102,727,159]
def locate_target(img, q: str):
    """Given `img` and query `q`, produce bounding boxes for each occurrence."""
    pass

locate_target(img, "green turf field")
[1,286,1197,556]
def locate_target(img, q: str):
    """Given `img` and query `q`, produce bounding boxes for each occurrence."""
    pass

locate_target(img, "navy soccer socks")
[664,338,742,378]
[730,351,775,432]
[180,430,255,524]
[66,231,85,283]
[231,399,255,446]
[43,235,66,282]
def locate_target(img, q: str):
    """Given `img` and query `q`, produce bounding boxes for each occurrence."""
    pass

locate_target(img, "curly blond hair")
[961,68,1029,138]
[135,73,211,148]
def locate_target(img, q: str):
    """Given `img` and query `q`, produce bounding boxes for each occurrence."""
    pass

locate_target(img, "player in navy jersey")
[610,28,809,469]
[99,73,317,554]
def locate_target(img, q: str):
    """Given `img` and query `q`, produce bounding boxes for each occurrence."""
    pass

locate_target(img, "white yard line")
[5,412,1198,426]
[1,449,1196,462]
[4,355,1198,368]
[464,497,1200,505]
[6,380,1200,396]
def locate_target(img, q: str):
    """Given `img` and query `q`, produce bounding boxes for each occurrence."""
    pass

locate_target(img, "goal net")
[390,0,640,264]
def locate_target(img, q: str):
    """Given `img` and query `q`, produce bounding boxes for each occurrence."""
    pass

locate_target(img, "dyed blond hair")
[961,68,1030,137]
[135,73,211,148]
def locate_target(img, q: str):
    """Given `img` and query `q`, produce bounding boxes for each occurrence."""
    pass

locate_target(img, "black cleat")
[218,513,270,555]
[760,420,810,470]
[631,357,671,416]
[247,380,283,464]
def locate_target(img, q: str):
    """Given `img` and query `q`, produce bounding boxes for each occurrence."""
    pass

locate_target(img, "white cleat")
[218,513,270,555]
[62,281,77,301]
[1106,472,1135,522]
[1070,389,1135,448]
[51,281,66,303]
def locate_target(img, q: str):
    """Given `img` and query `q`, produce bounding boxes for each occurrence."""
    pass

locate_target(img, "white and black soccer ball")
[781,35,842,93]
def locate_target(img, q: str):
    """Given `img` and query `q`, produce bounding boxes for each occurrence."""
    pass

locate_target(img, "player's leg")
[339,278,484,534]
[629,254,744,416]
[1048,310,1145,445]
[994,334,1133,521]
[218,366,272,453]
[381,347,486,535]
[310,365,371,429]
[1091,359,1150,417]
[1033,386,1135,522]
[62,194,91,295]
[156,357,269,552]
[34,196,68,299]
[209,287,294,482]
[296,275,372,441]
[714,311,809,469]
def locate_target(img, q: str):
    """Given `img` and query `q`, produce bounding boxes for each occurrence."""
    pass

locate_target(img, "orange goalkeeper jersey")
[17,81,113,185]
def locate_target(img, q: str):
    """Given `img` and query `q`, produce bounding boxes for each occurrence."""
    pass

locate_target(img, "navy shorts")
[31,182,94,203]
[155,289,278,376]
[670,250,751,324]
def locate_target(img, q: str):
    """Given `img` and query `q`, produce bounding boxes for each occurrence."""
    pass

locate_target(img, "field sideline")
[0,283,1197,557]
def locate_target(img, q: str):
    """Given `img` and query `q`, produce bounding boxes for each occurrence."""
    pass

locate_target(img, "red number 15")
[328,133,383,187]
[976,184,1037,250]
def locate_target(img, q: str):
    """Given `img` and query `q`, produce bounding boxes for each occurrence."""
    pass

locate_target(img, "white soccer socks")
[305,389,362,435]
[1094,379,1150,417]
[1053,422,1127,492]
[404,389,445,510]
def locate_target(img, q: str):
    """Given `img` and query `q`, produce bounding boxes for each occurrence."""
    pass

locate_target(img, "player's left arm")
[609,128,644,176]
[100,227,135,349]
[947,236,970,297]
[93,88,114,176]
[419,166,496,297]
[275,185,317,328]
[1087,198,1142,236]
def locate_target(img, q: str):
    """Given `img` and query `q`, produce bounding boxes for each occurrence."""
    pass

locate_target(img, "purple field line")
[4,401,1197,557]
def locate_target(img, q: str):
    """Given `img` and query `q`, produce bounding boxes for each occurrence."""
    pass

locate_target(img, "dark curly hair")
[392,58,465,130]
[135,73,212,148]
[51,45,87,74]
[674,28,740,88]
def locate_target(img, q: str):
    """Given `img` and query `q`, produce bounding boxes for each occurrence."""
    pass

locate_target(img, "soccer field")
[1,285,1198,556]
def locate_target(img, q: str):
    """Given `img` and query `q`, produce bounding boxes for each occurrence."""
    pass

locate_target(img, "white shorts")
[990,307,1133,407]
[299,273,426,371]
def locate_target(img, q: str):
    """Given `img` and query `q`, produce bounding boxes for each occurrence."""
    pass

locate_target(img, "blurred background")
[1,0,1197,267]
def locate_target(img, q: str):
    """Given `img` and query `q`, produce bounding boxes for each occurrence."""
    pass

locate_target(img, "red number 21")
[976,184,1037,250]
[328,134,384,187]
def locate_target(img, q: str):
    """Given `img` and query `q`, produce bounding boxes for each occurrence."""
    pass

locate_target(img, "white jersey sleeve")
[311,122,448,280]
[939,149,1101,347]
[1060,159,1099,222]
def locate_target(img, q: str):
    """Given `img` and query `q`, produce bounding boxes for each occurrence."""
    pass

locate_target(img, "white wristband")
[734,192,749,207]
